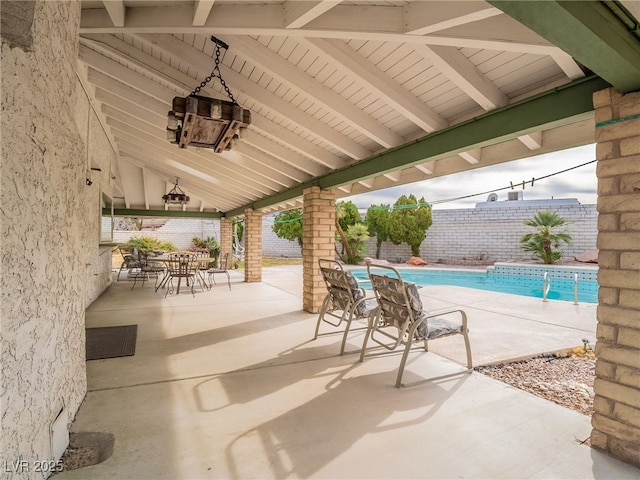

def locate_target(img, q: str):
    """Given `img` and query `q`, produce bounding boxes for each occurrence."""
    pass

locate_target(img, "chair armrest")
[421,309,468,328]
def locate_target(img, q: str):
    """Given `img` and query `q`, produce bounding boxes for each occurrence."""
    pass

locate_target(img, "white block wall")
[114,219,219,250]
[114,218,302,257]
[367,202,598,263]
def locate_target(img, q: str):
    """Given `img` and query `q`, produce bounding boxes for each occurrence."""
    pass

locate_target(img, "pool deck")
[55,264,640,479]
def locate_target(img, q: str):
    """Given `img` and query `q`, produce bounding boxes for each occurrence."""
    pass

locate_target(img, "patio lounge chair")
[313,258,378,355]
[360,264,472,387]
[116,245,144,281]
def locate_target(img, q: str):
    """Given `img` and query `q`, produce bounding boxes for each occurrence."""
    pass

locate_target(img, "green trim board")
[226,75,610,218]
[111,208,222,219]
[489,1,640,93]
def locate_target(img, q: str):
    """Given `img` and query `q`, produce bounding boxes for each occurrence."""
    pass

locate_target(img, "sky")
[343,143,597,211]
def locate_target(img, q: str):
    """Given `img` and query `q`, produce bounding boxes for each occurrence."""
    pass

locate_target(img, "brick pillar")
[591,87,640,467]
[220,217,233,262]
[244,209,262,282]
[302,186,336,313]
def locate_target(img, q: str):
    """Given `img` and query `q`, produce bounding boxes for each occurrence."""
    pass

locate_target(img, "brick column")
[244,208,262,282]
[591,87,640,467]
[220,217,233,262]
[302,186,336,313]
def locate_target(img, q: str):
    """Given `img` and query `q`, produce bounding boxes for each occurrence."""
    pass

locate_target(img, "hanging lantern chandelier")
[162,178,190,205]
[167,36,251,153]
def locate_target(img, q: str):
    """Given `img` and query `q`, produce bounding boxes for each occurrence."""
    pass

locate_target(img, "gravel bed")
[476,352,596,416]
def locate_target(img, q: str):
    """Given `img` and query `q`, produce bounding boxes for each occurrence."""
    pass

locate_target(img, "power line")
[271,159,597,223]
[429,159,596,205]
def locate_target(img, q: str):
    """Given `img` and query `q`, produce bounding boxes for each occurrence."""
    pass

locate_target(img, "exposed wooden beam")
[80,4,561,56]
[383,171,401,182]
[134,33,371,159]
[414,163,434,175]
[83,55,322,184]
[226,75,608,216]
[101,0,125,27]
[284,0,342,28]
[79,45,180,103]
[413,44,508,110]
[489,0,640,92]
[80,34,347,169]
[193,0,215,26]
[300,38,447,132]
[459,149,481,165]
[517,132,543,150]
[405,1,503,35]
[228,35,404,148]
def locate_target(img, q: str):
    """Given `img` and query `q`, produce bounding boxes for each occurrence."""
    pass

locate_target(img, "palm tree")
[520,210,572,264]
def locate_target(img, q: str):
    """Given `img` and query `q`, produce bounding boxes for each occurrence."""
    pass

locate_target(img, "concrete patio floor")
[57,265,640,479]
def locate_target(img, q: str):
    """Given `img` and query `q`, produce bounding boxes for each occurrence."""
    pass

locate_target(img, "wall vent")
[51,406,69,462]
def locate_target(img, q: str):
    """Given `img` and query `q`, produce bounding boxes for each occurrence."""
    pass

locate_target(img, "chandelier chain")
[190,44,238,104]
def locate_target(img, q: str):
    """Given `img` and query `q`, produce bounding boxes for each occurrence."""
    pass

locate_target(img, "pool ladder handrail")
[542,272,551,302]
[542,272,580,304]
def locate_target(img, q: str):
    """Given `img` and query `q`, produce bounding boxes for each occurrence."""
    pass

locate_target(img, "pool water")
[351,268,599,303]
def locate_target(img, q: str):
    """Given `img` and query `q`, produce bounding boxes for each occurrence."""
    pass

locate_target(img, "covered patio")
[2,0,640,476]
[56,266,640,478]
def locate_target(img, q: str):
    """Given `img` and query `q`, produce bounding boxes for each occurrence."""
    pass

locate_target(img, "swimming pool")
[351,265,599,303]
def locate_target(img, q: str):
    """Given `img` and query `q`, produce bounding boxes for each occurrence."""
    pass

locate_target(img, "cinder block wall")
[114,218,302,257]
[114,219,219,250]
[367,202,597,263]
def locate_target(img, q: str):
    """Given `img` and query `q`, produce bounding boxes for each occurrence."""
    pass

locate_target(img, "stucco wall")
[1,1,115,474]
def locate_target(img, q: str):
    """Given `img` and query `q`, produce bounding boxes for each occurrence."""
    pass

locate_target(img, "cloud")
[344,144,597,210]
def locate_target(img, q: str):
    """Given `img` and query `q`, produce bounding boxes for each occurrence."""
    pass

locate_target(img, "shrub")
[127,236,177,253]
[520,211,572,264]
[192,236,219,251]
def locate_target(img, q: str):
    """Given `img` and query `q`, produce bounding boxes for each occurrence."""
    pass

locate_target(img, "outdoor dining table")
[153,254,217,294]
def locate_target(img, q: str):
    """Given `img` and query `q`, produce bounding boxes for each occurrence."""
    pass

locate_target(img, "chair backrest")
[118,245,134,257]
[319,258,366,315]
[167,252,198,275]
[192,250,211,269]
[218,252,231,270]
[367,264,424,331]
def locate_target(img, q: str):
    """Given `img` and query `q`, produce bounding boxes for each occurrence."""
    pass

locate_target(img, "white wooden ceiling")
[77,0,635,216]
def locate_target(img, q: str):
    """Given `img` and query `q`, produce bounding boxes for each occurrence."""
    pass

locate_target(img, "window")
[100,193,114,243]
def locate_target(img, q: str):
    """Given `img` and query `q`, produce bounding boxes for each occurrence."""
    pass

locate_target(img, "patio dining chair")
[313,258,378,355]
[163,252,205,297]
[130,252,166,290]
[360,264,472,388]
[207,252,232,290]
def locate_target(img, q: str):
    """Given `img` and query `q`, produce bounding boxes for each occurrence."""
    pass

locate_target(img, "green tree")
[272,209,303,246]
[345,223,369,264]
[335,201,368,264]
[388,194,433,257]
[520,210,572,264]
[365,204,390,259]
[337,201,361,233]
